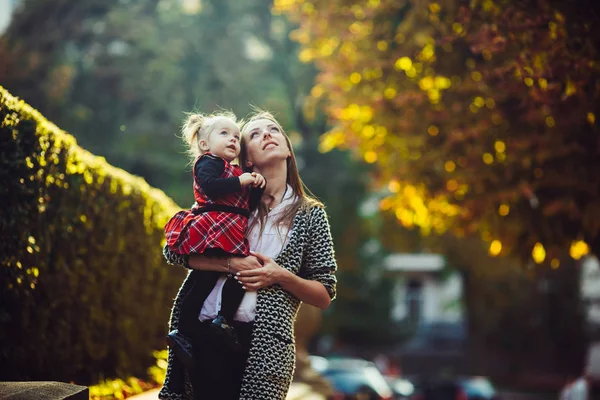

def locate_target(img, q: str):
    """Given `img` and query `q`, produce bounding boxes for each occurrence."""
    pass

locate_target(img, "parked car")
[385,376,416,399]
[410,376,500,400]
[310,356,395,400]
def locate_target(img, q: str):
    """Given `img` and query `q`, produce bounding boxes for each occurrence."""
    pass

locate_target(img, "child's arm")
[195,155,254,199]
[249,184,266,211]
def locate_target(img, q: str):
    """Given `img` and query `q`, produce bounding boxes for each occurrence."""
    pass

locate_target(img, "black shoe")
[166,329,195,367]
[210,315,242,352]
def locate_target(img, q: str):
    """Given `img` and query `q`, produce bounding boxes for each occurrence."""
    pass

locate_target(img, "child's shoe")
[210,315,242,352]
[166,329,195,367]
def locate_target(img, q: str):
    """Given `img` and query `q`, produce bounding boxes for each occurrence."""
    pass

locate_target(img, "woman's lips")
[263,141,278,150]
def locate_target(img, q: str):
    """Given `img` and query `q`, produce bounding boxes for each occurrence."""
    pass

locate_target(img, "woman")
[158,111,338,400]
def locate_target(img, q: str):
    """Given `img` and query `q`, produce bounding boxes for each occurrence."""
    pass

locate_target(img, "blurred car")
[309,356,395,400]
[385,376,416,399]
[410,376,500,400]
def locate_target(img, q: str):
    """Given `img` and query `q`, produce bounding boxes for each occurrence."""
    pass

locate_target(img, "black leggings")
[178,250,246,338]
[189,320,253,399]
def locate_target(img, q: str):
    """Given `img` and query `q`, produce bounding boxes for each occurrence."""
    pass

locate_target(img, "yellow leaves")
[524,77,534,87]
[388,179,400,193]
[587,112,595,124]
[564,78,577,97]
[361,125,376,139]
[380,182,460,235]
[350,4,366,19]
[384,87,397,99]
[482,153,494,164]
[532,242,546,263]
[494,140,506,153]
[339,104,373,122]
[444,161,456,172]
[316,37,339,58]
[310,85,324,98]
[395,32,406,44]
[289,29,310,45]
[298,48,314,63]
[394,57,412,71]
[377,41,388,51]
[318,130,345,153]
[548,21,558,40]
[349,21,372,37]
[570,240,590,260]
[429,3,441,13]
[446,179,458,191]
[349,72,362,84]
[364,151,378,163]
[339,42,357,58]
[452,23,463,34]
[545,116,555,128]
[418,75,450,104]
[435,76,451,89]
[489,240,502,256]
[302,1,315,15]
[419,44,436,61]
[471,71,482,81]
[428,125,439,136]
[419,76,434,91]
[498,204,510,216]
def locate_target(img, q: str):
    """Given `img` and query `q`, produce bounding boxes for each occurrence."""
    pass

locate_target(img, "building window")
[406,279,423,325]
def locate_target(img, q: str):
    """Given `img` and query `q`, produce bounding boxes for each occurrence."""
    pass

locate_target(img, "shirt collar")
[269,184,295,216]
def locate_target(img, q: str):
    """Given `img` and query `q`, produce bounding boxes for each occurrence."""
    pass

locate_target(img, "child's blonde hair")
[181,110,238,162]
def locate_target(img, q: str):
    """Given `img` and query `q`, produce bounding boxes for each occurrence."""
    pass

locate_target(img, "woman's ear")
[245,160,253,167]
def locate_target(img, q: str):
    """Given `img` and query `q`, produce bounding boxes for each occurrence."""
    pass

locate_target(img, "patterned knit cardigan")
[159,205,337,400]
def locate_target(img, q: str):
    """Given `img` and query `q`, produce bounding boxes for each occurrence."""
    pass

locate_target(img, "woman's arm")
[188,253,263,273]
[163,244,263,273]
[239,251,332,309]
[235,207,338,310]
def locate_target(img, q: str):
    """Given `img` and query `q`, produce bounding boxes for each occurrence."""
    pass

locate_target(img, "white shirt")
[568,378,589,400]
[199,185,295,322]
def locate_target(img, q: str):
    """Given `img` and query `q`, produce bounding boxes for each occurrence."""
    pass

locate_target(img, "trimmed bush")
[0,86,186,384]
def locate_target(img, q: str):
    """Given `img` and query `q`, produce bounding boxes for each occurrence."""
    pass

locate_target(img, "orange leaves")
[281,0,600,260]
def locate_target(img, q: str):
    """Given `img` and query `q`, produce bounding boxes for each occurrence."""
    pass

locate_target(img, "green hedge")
[0,86,186,384]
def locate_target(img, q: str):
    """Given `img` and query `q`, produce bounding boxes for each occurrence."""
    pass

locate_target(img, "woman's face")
[242,118,291,169]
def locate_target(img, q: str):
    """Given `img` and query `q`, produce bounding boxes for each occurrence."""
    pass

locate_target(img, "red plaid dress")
[164,155,251,256]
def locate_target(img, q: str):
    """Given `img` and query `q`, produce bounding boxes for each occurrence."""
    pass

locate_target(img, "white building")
[582,256,600,326]
[384,253,463,325]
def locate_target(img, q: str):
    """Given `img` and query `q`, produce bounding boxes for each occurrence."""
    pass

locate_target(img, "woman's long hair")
[240,110,322,234]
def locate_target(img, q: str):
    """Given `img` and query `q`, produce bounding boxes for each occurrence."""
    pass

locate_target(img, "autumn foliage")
[275,0,600,262]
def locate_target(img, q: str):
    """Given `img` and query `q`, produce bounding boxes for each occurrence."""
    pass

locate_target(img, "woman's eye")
[250,132,258,138]
[220,130,228,135]
[270,127,279,133]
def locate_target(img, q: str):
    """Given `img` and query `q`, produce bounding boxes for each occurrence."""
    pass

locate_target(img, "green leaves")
[0,86,185,383]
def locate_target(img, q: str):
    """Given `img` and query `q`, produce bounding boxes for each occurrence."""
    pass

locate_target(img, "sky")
[0,0,13,34]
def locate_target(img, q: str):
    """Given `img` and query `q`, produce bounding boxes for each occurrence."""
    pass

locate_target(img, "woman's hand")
[229,255,263,274]
[235,251,289,291]
[236,251,332,309]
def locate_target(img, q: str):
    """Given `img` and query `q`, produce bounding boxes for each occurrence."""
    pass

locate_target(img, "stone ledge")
[0,381,88,400]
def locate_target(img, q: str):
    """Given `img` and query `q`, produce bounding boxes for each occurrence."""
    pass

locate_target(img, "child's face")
[201,117,241,162]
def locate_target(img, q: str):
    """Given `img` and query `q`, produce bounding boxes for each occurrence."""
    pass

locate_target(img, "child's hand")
[239,173,255,187]
[251,172,266,189]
